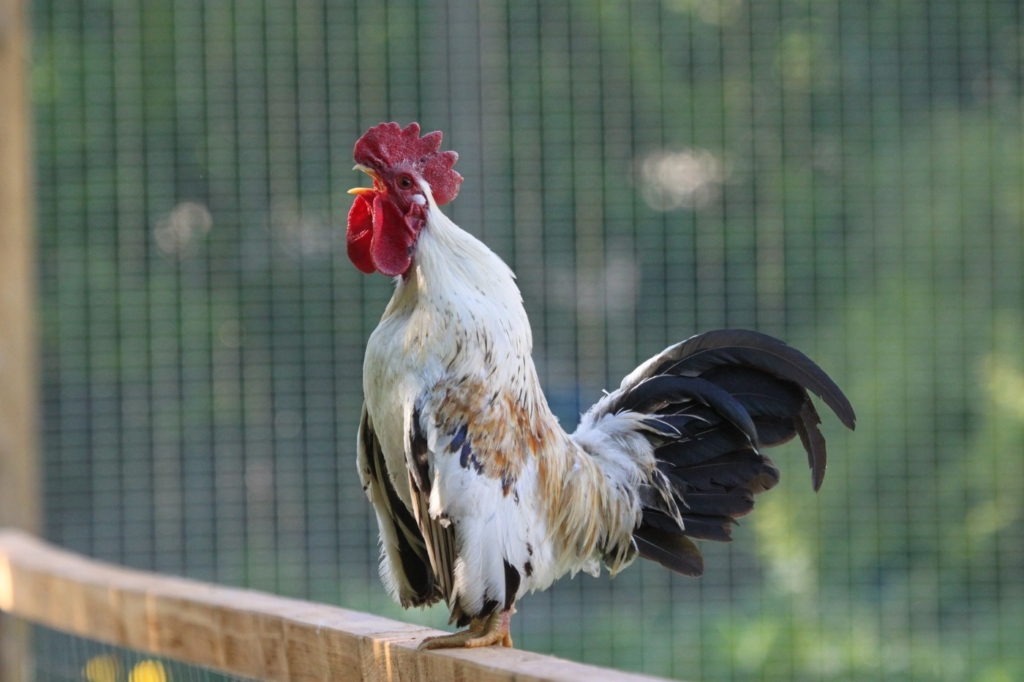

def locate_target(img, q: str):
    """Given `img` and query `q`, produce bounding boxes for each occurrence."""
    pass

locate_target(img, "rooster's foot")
[418,609,514,650]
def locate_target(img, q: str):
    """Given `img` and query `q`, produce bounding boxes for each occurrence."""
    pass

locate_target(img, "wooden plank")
[0,0,39,680]
[0,530,672,682]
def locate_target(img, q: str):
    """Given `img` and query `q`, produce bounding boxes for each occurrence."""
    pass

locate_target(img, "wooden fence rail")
[0,530,670,681]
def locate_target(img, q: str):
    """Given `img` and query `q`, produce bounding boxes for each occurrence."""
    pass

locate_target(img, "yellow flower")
[82,655,120,682]
[128,661,168,682]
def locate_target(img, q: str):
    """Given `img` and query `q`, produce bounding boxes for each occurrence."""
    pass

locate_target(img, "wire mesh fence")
[30,0,1024,679]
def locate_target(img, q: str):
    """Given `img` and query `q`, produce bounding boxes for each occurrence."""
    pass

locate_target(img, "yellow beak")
[349,164,380,195]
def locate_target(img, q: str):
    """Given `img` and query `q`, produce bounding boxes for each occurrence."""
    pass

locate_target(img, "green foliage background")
[31,0,1024,679]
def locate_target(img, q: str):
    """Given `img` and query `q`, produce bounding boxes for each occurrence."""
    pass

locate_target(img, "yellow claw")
[418,609,515,650]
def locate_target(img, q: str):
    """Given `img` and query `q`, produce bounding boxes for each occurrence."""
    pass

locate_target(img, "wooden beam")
[0,0,39,680]
[0,0,37,534]
[0,531,671,682]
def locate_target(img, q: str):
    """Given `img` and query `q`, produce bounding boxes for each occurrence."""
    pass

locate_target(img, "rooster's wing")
[357,405,451,608]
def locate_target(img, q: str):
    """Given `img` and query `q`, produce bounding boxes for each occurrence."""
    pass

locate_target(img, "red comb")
[353,122,463,205]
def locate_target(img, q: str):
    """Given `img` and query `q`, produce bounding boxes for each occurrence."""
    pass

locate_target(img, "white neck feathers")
[393,194,531,353]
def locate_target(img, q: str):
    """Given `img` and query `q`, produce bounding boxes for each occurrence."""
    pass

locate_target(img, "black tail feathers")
[615,329,855,577]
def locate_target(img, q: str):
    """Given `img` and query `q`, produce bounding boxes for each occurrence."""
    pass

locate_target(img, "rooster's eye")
[399,177,413,189]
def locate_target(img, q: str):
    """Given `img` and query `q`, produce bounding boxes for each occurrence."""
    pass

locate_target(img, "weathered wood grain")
[0,531,673,681]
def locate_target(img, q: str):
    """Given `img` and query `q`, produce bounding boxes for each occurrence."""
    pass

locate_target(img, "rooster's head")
[346,122,463,276]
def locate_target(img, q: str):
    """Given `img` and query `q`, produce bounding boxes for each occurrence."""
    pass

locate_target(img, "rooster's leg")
[418,608,515,650]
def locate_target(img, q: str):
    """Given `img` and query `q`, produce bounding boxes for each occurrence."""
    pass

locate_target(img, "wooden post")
[0,0,39,678]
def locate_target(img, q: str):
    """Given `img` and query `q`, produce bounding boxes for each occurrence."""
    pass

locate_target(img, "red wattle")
[370,195,415,277]
[346,194,376,274]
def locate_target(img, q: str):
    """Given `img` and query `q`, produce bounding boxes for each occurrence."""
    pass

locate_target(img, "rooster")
[347,122,855,650]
